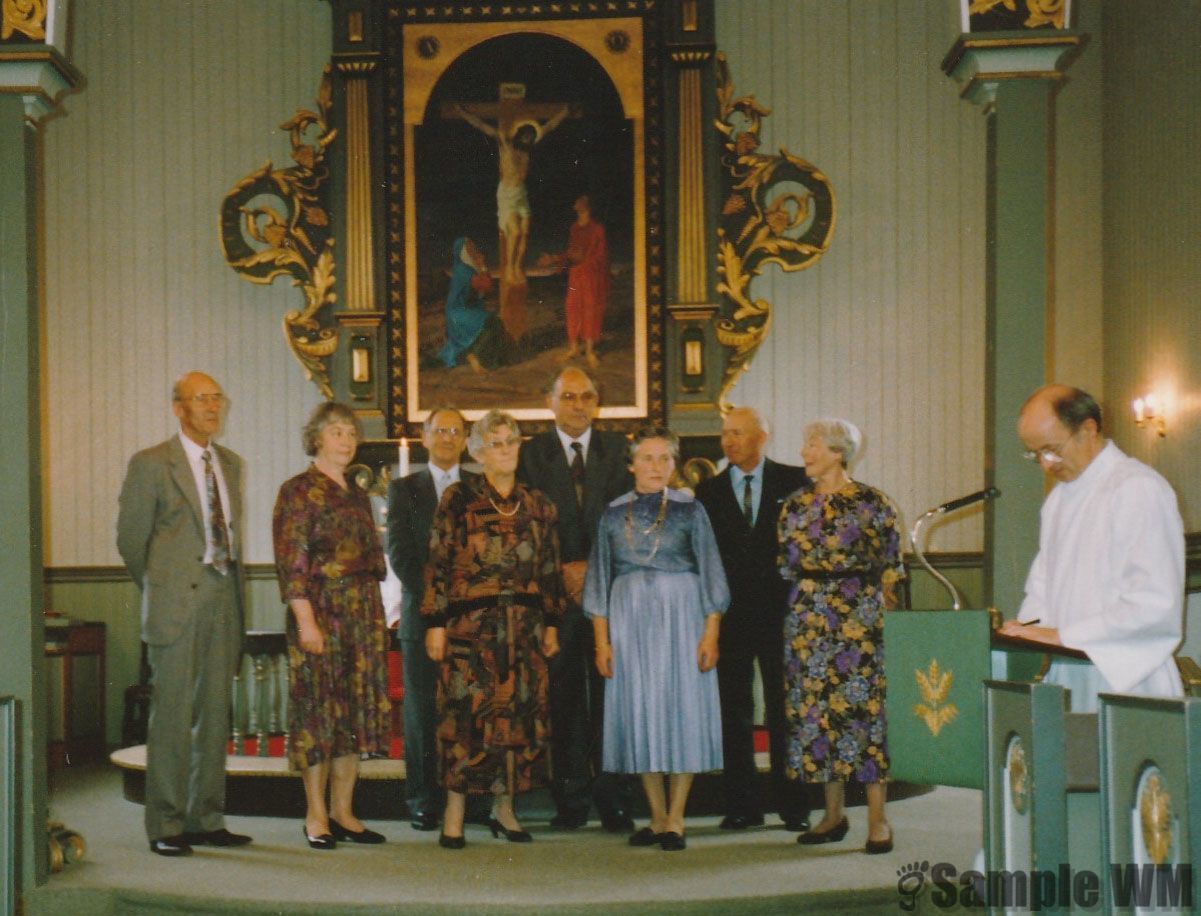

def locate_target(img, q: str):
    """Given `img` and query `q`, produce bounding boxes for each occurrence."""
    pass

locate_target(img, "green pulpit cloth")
[884,609,994,788]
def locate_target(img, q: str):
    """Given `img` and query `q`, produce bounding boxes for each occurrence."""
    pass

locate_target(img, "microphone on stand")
[911,487,1002,610]
[931,486,1001,516]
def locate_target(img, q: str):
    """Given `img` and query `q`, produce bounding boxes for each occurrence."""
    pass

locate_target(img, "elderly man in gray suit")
[117,371,251,856]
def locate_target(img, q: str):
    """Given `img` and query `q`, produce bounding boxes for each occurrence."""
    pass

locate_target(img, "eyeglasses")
[429,427,464,439]
[180,393,226,406]
[485,436,521,450]
[558,391,598,405]
[1022,435,1073,466]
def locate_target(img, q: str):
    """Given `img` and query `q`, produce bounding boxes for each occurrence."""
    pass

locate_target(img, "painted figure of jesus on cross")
[445,84,575,341]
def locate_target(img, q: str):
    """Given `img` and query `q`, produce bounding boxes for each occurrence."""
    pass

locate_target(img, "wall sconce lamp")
[1132,394,1166,437]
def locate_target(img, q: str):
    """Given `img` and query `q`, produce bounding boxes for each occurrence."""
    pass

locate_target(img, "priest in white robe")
[997,384,1185,712]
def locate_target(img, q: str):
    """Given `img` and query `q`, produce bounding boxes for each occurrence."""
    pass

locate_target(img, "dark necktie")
[203,450,231,575]
[742,474,754,526]
[570,441,585,508]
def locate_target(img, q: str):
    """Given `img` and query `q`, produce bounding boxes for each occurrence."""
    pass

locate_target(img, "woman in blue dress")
[436,237,508,372]
[583,426,729,851]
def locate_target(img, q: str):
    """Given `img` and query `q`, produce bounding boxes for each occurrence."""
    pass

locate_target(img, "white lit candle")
[1133,398,1145,424]
[399,436,410,477]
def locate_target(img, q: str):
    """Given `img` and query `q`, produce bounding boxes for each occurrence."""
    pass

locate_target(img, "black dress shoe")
[438,833,466,849]
[718,814,764,830]
[659,831,687,851]
[329,818,386,844]
[865,829,894,855]
[488,818,532,843]
[798,816,850,845]
[600,810,636,833]
[781,814,811,832]
[410,811,440,832]
[303,826,337,850]
[184,828,252,847]
[549,810,589,829]
[628,827,662,847]
[149,835,193,857]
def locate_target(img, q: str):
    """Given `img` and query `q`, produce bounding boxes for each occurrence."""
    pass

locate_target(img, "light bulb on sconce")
[1132,394,1166,437]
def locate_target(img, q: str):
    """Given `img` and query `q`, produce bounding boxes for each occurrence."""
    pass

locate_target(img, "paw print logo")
[896,860,930,911]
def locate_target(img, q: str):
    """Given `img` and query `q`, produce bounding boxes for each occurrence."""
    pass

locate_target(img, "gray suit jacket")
[116,435,246,647]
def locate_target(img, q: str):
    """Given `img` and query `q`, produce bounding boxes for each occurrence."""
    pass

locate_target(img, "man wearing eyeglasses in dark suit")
[518,367,635,832]
[386,406,491,831]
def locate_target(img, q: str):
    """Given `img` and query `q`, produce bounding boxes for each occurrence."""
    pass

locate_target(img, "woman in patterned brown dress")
[423,409,564,849]
[272,402,391,850]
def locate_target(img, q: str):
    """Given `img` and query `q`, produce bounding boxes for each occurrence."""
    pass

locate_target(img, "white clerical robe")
[1018,441,1184,711]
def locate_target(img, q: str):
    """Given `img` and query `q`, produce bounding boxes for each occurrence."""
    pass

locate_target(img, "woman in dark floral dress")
[422,409,563,849]
[272,402,391,850]
[778,418,904,855]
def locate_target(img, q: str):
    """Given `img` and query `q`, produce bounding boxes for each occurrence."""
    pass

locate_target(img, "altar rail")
[232,632,288,757]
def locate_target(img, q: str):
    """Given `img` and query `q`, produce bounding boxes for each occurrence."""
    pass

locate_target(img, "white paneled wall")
[714,0,988,549]
[1100,1,1201,530]
[44,0,332,565]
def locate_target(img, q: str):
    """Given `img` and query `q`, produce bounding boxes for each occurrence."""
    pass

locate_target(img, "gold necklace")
[624,488,669,559]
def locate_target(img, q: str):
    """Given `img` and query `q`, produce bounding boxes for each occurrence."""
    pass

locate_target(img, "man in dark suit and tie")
[385,406,490,831]
[116,371,252,856]
[517,367,634,831]
[695,406,810,832]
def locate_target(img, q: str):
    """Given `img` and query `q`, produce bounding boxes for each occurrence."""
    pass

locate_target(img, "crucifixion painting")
[403,26,646,422]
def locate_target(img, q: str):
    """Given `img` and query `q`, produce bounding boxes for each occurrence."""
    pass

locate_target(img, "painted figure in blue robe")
[583,426,729,851]
[436,237,508,372]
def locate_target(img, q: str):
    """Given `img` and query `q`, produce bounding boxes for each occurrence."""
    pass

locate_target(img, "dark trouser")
[401,636,440,817]
[145,568,239,841]
[548,606,632,818]
[402,635,496,821]
[717,622,808,821]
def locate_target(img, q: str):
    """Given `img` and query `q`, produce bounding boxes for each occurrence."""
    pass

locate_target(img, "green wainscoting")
[45,567,288,749]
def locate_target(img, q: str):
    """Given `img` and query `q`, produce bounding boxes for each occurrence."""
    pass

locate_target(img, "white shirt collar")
[555,425,592,459]
[729,456,766,485]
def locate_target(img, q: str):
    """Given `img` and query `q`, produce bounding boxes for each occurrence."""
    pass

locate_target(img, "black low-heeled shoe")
[865,829,894,855]
[438,833,466,849]
[628,827,662,847]
[303,825,336,850]
[797,816,850,845]
[659,831,687,851]
[329,818,386,844]
[488,818,532,843]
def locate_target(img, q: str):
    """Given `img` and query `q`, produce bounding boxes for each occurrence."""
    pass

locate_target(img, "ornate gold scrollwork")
[1,0,45,41]
[220,70,339,398]
[968,0,1066,30]
[1139,770,1173,866]
[713,53,836,412]
[1007,735,1029,815]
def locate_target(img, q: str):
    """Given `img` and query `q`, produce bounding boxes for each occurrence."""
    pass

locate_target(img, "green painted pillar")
[943,33,1082,618]
[0,33,81,900]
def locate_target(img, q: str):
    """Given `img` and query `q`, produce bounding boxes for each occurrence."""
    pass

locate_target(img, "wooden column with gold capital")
[329,2,387,437]
[942,23,1083,618]
[664,0,721,434]
[0,0,81,896]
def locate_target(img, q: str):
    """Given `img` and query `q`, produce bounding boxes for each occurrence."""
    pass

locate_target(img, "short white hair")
[467,409,520,461]
[804,418,862,467]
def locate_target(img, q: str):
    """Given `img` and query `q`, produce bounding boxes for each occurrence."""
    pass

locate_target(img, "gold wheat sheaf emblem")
[913,659,958,737]
[1140,773,1173,866]
[1008,737,1029,815]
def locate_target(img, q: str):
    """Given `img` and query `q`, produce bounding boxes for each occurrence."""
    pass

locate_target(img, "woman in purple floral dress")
[272,402,391,850]
[778,418,904,855]
[422,409,563,849]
